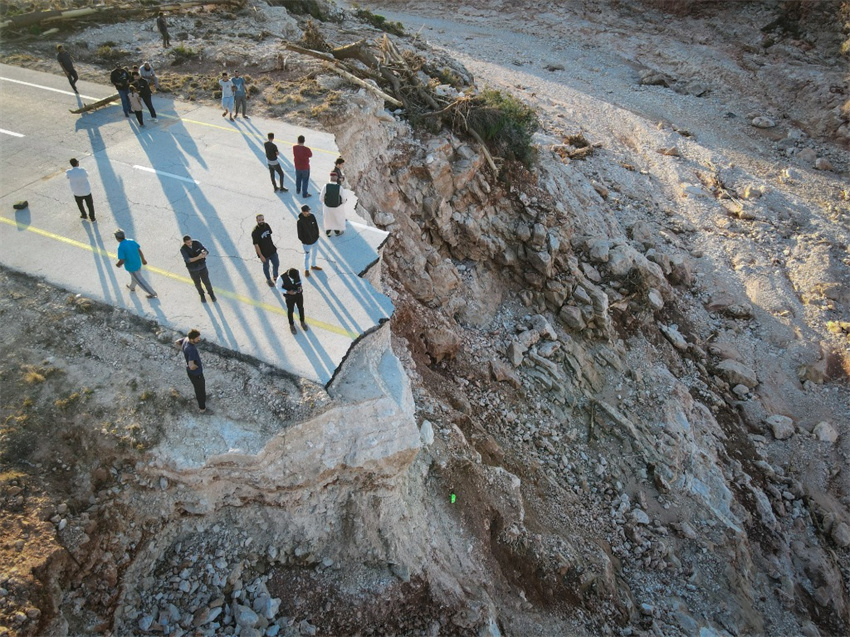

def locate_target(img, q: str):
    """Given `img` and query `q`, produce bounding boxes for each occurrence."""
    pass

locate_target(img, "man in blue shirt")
[175,329,207,413]
[114,229,158,299]
[232,71,248,118]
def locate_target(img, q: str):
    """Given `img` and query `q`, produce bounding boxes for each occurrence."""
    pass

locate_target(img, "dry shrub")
[301,18,330,52]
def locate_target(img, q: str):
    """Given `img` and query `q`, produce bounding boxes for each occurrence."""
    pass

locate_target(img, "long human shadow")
[74,109,136,240]
[82,222,123,304]
[204,301,239,349]
[237,118,298,193]
[314,227,389,318]
[131,109,281,356]
[154,97,208,170]
[272,293,335,380]
[302,269,371,336]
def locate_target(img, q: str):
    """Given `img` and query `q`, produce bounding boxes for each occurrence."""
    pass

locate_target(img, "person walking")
[264,133,288,193]
[232,70,248,118]
[139,61,159,90]
[56,44,78,93]
[115,229,157,299]
[175,329,207,413]
[293,135,313,198]
[128,86,145,126]
[180,235,216,303]
[66,158,95,221]
[110,63,132,117]
[156,12,171,48]
[320,172,347,236]
[132,71,157,120]
[297,205,321,277]
[252,214,280,287]
[276,268,308,335]
[219,71,235,121]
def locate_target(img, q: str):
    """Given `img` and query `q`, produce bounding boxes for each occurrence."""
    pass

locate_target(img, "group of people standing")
[57,20,355,413]
[110,62,159,126]
[218,71,249,120]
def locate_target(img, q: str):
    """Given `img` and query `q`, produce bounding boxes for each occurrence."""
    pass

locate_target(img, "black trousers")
[133,110,144,125]
[64,68,78,91]
[74,194,94,218]
[189,267,214,298]
[268,163,284,188]
[188,373,205,410]
[141,93,156,118]
[285,292,305,325]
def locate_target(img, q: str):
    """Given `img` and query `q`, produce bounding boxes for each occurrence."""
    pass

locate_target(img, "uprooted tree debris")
[286,26,538,171]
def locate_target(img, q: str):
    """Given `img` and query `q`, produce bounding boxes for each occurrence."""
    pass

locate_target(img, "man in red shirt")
[292,135,313,198]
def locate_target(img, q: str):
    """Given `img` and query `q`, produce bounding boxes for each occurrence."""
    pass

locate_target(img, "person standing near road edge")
[56,45,78,93]
[156,12,171,48]
[132,71,157,119]
[296,205,321,277]
[320,172,347,236]
[110,63,132,117]
[66,158,95,221]
[175,329,207,413]
[252,214,280,287]
[219,71,235,121]
[139,61,159,89]
[180,235,216,303]
[275,268,308,335]
[232,70,248,118]
[264,133,288,193]
[331,157,346,185]
[114,229,157,299]
[128,86,145,126]
[293,135,313,198]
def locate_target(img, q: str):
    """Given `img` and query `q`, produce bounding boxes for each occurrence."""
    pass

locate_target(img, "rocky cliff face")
[322,82,850,635]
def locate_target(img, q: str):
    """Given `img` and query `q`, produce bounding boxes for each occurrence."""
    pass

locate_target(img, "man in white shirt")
[219,71,235,121]
[66,158,95,221]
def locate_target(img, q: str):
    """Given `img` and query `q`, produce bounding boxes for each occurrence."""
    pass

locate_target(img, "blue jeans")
[295,169,310,195]
[117,89,130,116]
[261,251,280,283]
[303,242,317,270]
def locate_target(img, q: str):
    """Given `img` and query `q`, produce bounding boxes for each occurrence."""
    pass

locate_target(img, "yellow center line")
[156,113,338,156]
[0,216,357,339]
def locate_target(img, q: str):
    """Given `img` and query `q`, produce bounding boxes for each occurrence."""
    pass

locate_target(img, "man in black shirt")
[264,132,288,193]
[276,268,308,335]
[132,71,157,120]
[110,64,132,117]
[252,214,280,287]
[296,205,322,277]
[174,329,207,413]
[180,235,216,303]
[56,45,78,93]
[156,12,171,48]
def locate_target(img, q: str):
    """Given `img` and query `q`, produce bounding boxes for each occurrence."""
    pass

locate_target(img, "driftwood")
[0,0,239,30]
[69,94,120,114]
[284,42,405,109]
[285,33,503,173]
[283,43,336,63]
[322,63,403,108]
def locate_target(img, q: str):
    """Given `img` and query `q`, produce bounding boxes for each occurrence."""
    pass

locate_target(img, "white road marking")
[0,76,97,100]
[0,128,24,138]
[133,165,199,184]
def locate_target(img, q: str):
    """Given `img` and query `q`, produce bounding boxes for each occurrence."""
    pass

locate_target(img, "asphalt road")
[0,63,393,387]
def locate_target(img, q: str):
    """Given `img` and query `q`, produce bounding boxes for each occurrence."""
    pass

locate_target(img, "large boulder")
[716,359,758,388]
